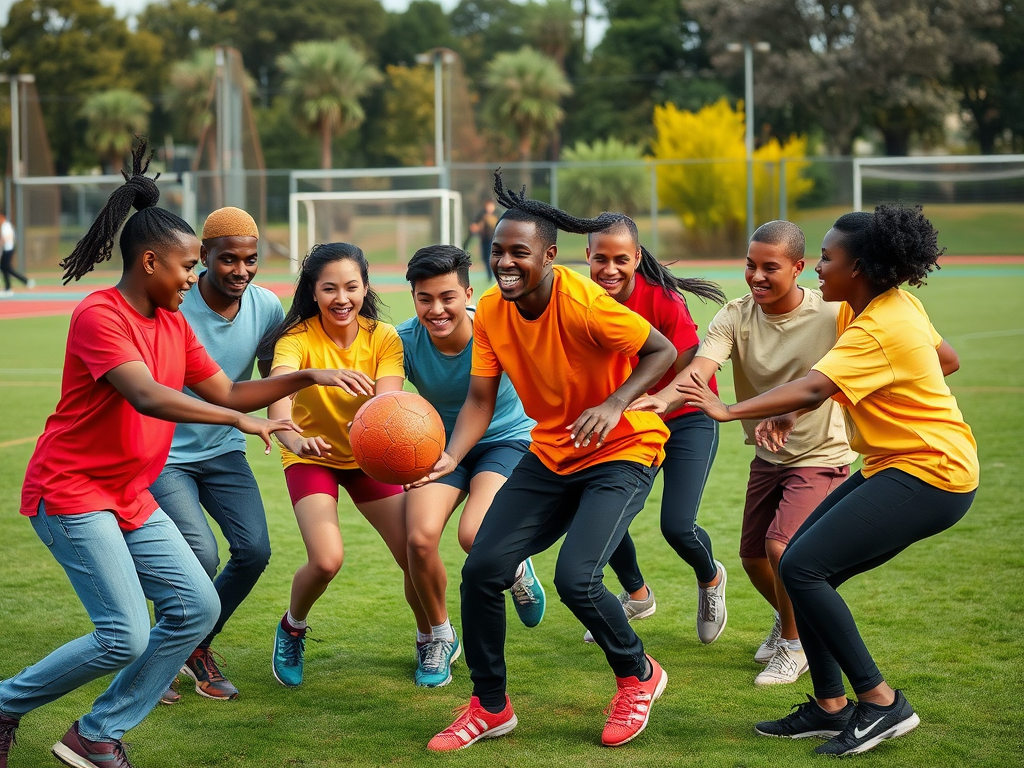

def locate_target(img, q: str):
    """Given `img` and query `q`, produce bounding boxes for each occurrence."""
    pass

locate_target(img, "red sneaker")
[601,655,668,747]
[52,721,133,768]
[427,695,518,752]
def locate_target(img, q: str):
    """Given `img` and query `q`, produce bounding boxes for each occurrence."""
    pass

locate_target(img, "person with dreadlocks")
[0,143,356,768]
[584,215,729,646]
[415,171,676,752]
[150,207,286,705]
[264,242,431,690]
[676,205,976,757]
[630,221,856,687]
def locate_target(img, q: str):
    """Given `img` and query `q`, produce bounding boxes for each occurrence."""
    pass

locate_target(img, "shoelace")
[764,647,798,676]
[779,695,819,725]
[510,575,538,606]
[194,647,229,682]
[698,587,719,622]
[278,627,310,665]
[110,739,133,768]
[420,639,453,673]
[604,683,651,726]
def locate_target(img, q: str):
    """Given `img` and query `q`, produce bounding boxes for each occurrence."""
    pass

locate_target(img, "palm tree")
[484,46,573,162]
[559,138,648,216]
[165,50,217,146]
[277,39,383,170]
[79,90,151,173]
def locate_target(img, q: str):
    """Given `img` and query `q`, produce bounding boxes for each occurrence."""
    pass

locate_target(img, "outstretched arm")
[628,354,719,415]
[190,367,374,413]
[677,369,840,423]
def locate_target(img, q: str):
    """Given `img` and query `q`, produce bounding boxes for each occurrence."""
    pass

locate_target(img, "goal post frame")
[288,188,463,273]
[853,154,1024,211]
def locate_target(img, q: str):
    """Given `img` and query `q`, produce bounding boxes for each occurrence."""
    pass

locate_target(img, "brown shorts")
[739,457,850,559]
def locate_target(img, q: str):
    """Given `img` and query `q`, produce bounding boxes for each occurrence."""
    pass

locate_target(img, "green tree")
[558,138,647,216]
[164,50,217,144]
[378,0,456,67]
[79,89,152,172]
[483,46,572,161]
[0,0,164,172]
[373,64,435,167]
[277,39,383,170]
[449,0,530,76]
[137,0,232,64]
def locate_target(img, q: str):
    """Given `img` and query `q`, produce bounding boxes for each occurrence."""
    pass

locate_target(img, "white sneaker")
[696,560,727,644]
[755,612,782,664]
[0,289,13,298]
[26,278,35,289]
[754,642,809,686]
[583,586,656,643]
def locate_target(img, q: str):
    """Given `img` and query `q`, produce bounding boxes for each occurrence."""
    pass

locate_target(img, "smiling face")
[201,235,259,301]
[147,232,201,312]
[745,239,804,314]
[313,257,368,335]
[412,271,473,345]
[490,218,556,307]
[816,228,862,303]
[587,229,640,302]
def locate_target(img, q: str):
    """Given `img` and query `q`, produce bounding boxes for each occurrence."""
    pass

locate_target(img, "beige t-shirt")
[697,288,857,468]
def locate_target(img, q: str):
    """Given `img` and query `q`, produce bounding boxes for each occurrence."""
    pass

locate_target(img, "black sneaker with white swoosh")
[815,689,921,756]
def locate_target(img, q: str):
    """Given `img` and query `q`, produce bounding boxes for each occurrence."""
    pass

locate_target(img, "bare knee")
[457,529,475,554]
[308,554,344,583]
[407,528,441,564]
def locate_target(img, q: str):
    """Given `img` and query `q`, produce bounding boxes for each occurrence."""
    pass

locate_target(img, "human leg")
[289,492,344,621]
[406,481,466,626]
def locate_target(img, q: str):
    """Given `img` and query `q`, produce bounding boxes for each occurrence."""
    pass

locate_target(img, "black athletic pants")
[780,468,975,699]
[461,452,657,708]
[1,248,28,290]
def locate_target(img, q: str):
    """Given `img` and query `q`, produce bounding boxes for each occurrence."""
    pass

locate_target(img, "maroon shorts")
[283,462,404,506]
[739,457,850,559]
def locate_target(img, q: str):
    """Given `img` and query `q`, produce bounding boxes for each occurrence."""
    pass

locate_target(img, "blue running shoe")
[273,620,307,687]
[415,633,462,688]
[510,558,546,628]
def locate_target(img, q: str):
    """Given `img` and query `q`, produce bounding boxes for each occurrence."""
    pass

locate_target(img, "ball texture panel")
[350,391,446,485]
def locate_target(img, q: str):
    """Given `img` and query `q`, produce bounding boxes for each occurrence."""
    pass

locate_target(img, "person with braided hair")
[416,172,676,751]
[583,214,730,647]
[0,144,361,768]
[677,204,977,757]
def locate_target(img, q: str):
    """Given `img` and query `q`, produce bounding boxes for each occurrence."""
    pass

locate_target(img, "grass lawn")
[0,265,1022,767]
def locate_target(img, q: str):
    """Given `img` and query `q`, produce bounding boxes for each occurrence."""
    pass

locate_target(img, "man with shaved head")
[150,208,285,702]
[631,221,855,687]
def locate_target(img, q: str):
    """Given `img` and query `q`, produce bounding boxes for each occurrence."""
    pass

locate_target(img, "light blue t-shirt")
[397,316,534,445]
[166,277,285,465]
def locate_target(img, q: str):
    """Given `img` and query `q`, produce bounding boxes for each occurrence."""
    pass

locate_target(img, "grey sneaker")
[754,643,809,686]
[697,560,727,644]
[583,586,656,643]
[755,612,782,664]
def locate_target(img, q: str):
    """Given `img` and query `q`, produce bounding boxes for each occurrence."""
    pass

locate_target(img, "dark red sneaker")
[52,721,133,768]
[0,713,19,768]
[183,646,239,700]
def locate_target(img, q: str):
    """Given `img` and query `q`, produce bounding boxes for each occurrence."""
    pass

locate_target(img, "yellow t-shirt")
[812,288,979,492]
[471,265,669,475]
[697,289,856,468]
[272,316,405,470]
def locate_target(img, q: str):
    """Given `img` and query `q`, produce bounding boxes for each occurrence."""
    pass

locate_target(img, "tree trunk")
[882,128,911,157]
[320,122,333,170]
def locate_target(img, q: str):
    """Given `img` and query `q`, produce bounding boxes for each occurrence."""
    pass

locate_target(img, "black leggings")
[780,468,974,699]
[1,249,28,290]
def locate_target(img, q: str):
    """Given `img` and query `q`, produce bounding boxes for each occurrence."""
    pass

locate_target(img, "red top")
[21,287,221,530]
[622,274,718,421]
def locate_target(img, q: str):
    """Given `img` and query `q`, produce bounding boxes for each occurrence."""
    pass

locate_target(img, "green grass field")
[1,265,1022,767]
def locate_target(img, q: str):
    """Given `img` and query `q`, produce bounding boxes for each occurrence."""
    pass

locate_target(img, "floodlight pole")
[1,73,35,271]
[727,41,769,240]
[416,48,457,190]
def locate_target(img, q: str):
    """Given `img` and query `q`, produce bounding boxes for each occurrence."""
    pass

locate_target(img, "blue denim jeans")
[608,412,720,588]
[0,505,219,741]
[150,450,271,645]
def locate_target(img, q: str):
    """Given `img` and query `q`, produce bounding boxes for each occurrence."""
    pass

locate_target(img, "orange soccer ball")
[350,391,447,485]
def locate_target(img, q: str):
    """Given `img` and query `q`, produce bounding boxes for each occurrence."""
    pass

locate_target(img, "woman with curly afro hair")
[676,203,978,757]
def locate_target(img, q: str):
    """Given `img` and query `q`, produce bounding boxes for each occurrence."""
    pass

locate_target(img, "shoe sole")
[181,664,239,700]
[428,713,519,751]
[415,641,463,688]
[755,726,844,739]
[52,742,102,768]
[833,713,921,756]
[602,668,668,747]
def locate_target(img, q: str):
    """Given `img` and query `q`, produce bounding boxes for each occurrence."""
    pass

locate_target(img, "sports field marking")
[0,436,38,450]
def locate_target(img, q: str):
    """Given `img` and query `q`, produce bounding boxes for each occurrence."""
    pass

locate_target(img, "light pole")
[726,41,770,240]
[1,73,36,269]
[416,48,457,189]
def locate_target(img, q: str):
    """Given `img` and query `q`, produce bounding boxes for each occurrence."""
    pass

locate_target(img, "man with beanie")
[151,208,285,702]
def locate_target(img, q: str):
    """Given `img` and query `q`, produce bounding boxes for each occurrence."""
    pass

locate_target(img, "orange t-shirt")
[471,265,668,474]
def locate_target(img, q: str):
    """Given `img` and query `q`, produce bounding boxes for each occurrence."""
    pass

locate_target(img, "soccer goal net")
[288,188,463,272]
[853,155,1024,254]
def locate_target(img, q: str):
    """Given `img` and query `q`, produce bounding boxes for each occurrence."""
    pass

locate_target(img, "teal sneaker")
[272,620,307,687]
[510,558,546,628]
[415,633,462,688]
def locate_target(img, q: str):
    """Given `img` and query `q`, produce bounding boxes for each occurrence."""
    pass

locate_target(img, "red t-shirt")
[622,274,719,421]
[21,287,221,530]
